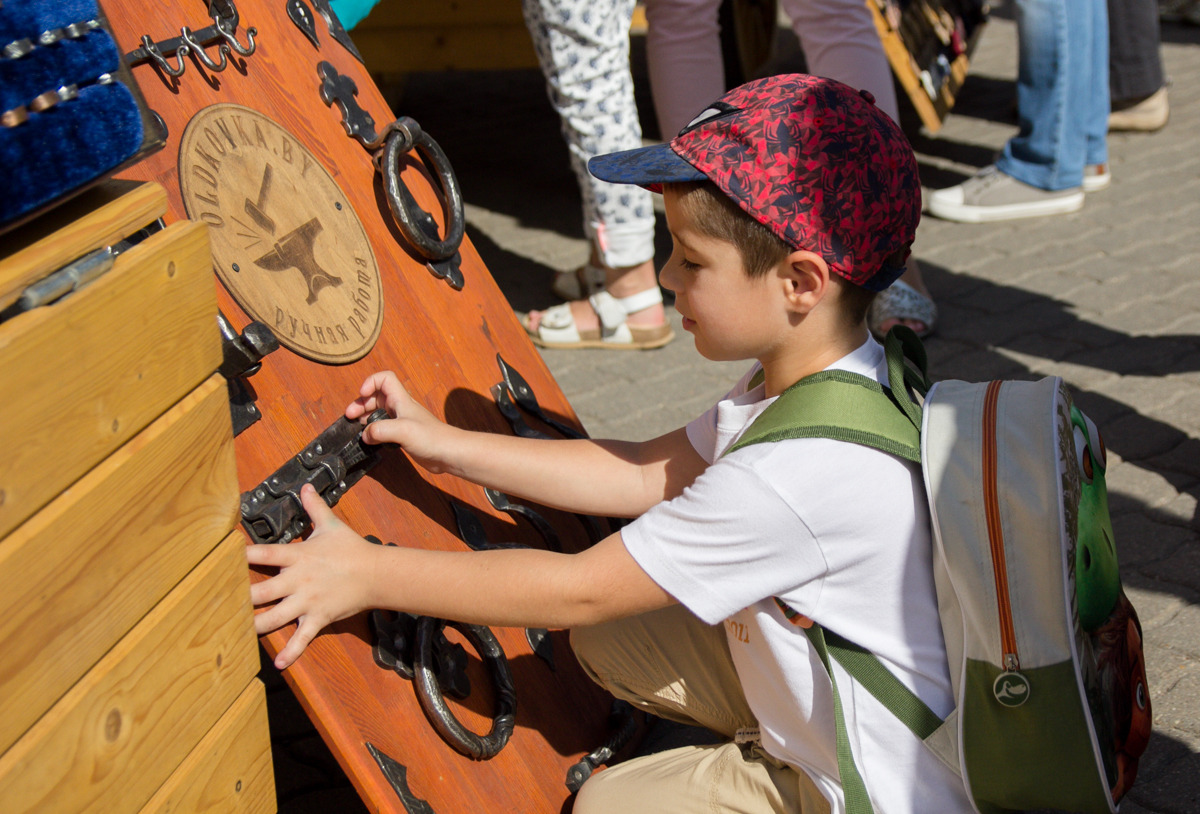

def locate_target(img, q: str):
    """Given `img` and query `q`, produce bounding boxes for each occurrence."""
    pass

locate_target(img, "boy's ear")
[779,250,831,314]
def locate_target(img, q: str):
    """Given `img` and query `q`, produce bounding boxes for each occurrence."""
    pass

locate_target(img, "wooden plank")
[0,219,221,539]
[139,679,275,814]
[0,533,259,814]
[0,375,239,755]
[0,181,167,312]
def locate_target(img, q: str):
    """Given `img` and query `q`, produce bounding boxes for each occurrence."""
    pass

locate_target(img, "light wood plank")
[139,679,275,814]
[0,376,239,754]
[0,533,259,814]
[0,181,167,312]
[0,219,221,539]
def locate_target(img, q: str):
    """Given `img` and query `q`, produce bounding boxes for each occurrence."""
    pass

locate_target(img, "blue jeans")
[997,0,1110,191]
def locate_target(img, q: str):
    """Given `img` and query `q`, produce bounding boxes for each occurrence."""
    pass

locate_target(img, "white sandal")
[867,279,937,340]
[522,288,674,350]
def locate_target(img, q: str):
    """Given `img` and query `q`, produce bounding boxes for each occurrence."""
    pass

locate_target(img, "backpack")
[727,328,1152,814]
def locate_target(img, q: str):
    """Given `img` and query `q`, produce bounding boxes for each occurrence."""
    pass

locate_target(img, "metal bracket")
[216,311,279,436]
[309,0,363,62]
[365,743,435,814]
[370,608,471,699]
[316,61,465,290]
[286,0,320,49]
[565,700,639,792]
[240,409,388,545]
[124,0,256,78]
[368,600,517,760]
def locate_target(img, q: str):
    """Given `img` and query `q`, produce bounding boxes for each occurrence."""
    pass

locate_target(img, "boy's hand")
[246,484,381,670]
[346,371,457,473]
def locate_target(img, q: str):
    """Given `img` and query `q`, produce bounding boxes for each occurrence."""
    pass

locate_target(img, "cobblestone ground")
[268,5,1200,811]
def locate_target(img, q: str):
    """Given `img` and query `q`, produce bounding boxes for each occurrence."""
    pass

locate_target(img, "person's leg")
[779,0,901,123]
[929,0,1096,221]
[1108,0,1164,102]
[1084,0,1110,170]
[570,605,831,812]
[998,0,1097,191]
[1107,0,1168,130]
[573,740,831,814]
[520,0,668,345]
[571,604,755,735]
[645,0,727,138]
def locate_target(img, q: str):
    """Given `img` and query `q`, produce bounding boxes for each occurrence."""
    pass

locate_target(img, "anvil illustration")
[254,217,343,305]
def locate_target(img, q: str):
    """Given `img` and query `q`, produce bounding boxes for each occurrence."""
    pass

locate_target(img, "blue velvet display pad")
[0,0,144,228]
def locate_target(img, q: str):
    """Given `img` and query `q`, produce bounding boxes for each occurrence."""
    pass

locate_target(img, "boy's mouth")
[680,315,695,331]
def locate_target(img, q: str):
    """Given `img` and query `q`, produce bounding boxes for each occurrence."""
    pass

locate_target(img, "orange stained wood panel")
[106,2,620,811]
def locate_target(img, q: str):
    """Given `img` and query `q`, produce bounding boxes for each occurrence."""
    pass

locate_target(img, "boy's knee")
[571,765,628,814]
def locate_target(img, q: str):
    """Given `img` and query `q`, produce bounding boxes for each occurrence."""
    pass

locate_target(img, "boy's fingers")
[300,484,337,528]
[274,616,320,669]
[244,540,297,568]
[361,419,403,446]
[253,598,295,636]
[249,573,288,607]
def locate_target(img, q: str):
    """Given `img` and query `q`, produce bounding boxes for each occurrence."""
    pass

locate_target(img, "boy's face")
[659,189,786,363]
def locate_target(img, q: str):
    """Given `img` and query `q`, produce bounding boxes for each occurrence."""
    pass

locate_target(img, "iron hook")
[214,15,257,56]
[140,35,188,77]
[180,26,229,72]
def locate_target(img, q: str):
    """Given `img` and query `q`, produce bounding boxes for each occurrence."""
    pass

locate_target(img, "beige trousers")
[569,605,831,814]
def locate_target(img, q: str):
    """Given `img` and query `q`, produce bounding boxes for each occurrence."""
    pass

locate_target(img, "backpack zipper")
[982,380,1020,670]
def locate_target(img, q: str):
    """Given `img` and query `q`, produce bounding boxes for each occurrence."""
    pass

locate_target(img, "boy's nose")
[658,261,679,293]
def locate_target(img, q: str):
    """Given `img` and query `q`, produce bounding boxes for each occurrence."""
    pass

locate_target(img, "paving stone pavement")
[269,5,1200,811]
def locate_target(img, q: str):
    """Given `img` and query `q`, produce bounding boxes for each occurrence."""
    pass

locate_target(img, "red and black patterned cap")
[588,74,921,290]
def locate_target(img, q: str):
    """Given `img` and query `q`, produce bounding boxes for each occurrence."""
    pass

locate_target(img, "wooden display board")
[103,1,620,811]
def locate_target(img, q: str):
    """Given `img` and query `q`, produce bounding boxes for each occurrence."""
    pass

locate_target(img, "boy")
[247,74,972,813]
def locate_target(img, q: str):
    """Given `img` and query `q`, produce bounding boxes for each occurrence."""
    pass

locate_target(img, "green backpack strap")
[803,625,944,814]
[733,328,939,813]
[733,326,929,461]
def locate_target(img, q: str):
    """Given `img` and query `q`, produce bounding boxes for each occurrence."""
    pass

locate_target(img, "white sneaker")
[926,166,1084,223]
[1083,163,1111,192]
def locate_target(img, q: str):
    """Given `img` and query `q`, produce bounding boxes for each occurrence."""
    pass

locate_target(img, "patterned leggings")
[521,0,657,269]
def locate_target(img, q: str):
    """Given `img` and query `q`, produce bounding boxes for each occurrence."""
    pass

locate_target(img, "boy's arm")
[248,485,675,669]
[351,372,707,517]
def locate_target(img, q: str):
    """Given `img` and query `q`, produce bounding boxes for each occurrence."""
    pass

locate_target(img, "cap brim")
[588,144,708,191]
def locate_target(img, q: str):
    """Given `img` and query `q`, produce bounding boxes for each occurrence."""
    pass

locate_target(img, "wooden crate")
[0,183,274,814]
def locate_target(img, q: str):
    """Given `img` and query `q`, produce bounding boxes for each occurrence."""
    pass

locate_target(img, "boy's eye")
[679,257,701,271]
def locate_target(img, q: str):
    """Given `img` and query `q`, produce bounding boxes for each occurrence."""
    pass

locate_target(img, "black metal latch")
[217,311,279,437]
[241,409,388,545]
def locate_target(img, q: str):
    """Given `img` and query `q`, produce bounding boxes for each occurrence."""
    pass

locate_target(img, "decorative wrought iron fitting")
[240,409,387,544]
[317,61,466,289]
[124,0,256,79]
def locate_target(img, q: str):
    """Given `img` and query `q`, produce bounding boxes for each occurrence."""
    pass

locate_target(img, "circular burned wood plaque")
[179,104,382,363]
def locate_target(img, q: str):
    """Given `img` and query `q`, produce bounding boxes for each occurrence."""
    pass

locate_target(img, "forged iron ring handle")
[413,616,517,760]
[379,118,465,262]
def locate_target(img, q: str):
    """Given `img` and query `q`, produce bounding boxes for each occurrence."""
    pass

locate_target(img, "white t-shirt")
[621,337,973,814]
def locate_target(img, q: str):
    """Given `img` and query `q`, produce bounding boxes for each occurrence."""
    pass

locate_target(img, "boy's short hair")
[589,74,921,293]
[664,180,791,279]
